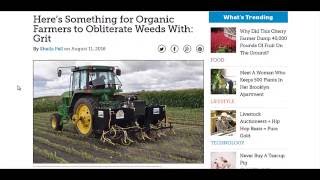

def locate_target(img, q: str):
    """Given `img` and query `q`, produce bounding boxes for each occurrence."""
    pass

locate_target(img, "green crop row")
[138,89,203,108]
[33,89,203,112]
[33,97,62,113]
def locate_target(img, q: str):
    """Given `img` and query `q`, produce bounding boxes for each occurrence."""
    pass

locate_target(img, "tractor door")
[72,71,80,94]
[72,70,88,93]
[69,70,88,115]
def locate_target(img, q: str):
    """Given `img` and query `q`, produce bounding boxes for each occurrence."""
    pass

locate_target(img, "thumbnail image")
[211,110,236,136]
[211,27,236,53]
[211,152,236,169]
[33,60,204,164]
[211,69,236,94]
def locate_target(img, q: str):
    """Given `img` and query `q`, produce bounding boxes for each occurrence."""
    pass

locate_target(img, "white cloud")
[46,75,70,89]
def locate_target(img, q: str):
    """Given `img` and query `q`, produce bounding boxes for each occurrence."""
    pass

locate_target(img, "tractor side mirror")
[57,69,62,77]
[116,69,121,76]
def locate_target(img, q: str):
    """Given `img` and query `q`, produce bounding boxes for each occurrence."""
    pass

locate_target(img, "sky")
[33,60,203,97]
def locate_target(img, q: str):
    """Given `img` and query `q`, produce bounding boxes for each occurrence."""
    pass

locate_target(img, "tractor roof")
[71,65,116,72]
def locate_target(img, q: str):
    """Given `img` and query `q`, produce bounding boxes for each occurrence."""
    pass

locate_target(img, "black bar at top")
[2,0,319,11]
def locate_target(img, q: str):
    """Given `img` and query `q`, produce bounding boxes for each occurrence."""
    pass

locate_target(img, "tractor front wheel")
[73,97,97,137]
[50,113,63,131]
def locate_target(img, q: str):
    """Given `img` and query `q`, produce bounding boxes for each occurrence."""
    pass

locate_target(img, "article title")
[33,15,194,42]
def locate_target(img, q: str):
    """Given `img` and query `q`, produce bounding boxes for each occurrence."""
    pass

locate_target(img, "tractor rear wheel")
[73,97,97,137]
[50,113,63,131]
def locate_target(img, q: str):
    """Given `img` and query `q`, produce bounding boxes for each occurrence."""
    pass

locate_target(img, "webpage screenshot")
[0,10,319,169]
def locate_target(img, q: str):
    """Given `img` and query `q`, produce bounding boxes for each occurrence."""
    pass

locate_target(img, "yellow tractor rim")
[75,104,92,135]
[51,116,57,129]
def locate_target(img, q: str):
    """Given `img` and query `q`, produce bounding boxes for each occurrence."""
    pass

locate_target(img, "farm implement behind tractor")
[49,65,174,145]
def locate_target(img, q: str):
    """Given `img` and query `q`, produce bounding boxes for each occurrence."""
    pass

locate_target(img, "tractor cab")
[57,66,122,106]
[69,66,122,91]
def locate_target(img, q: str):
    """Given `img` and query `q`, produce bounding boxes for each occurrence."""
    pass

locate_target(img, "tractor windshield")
[88,71,122,89]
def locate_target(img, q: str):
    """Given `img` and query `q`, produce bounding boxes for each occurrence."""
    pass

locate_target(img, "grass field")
[33,107,203,163]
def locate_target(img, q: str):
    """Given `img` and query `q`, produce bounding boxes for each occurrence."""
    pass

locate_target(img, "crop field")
[33,107,203,163]
[34,89,203,113]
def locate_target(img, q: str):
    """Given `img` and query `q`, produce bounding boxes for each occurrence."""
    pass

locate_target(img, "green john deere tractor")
[50,65,173,145]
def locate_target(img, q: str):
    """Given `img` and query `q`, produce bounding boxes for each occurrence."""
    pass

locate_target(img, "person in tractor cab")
[89,74,106,89]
